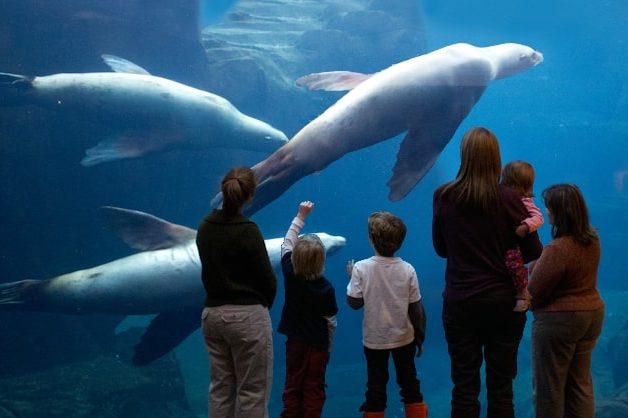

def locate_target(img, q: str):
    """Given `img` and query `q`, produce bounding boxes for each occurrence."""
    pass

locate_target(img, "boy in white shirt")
[346,211,427,418]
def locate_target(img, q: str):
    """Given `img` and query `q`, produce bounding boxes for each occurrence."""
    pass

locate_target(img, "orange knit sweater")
[529,236,604,313]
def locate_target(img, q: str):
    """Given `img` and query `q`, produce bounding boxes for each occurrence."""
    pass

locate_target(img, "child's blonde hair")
[292,234,325,281]
[368,211,406,257]
[501,160,535,198]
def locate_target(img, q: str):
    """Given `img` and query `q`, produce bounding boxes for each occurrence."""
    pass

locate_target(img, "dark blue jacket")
[278,252,338,350]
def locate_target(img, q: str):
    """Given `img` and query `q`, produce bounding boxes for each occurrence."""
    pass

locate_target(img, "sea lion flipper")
[99,206,196,251]
[101,54,151,75]
[296,71,372,91]
[81,136,142,166]
[81,133,176,166]
[387,83,489,201]
[0,279,43,309]
[387,125,459,201]
[132,307,199,366]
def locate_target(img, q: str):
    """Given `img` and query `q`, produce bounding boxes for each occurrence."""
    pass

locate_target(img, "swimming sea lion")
[0,55,288,166]
[219,43,543,215]
[0,206,346,363]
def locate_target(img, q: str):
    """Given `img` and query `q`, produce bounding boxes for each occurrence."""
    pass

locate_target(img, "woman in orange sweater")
[529,184,604,418]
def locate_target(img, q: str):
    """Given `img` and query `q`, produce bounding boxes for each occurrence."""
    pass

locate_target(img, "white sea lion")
[0,55,288,166]
[0,206,346,363]
[221,43,543,215]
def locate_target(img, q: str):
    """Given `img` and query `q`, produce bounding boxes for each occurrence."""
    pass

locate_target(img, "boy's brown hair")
[292,234,325,281]
[368,211,406,257]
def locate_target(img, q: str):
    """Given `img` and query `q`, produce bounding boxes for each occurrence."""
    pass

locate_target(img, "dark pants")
[532,309,604,418]
[281,339,330,418]
[361,342,423,412]
[442,297,526,418]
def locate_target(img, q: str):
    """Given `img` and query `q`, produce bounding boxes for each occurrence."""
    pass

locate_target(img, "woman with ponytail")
[196,166,277,418]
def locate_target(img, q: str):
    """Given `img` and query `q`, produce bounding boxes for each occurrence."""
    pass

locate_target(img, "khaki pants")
[202,305,273,418]
[532,308,604,418]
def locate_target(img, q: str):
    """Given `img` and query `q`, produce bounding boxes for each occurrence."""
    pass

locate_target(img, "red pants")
[280,339,330,418]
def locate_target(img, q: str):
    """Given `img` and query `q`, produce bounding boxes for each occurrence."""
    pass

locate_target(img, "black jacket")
[196,209,277,308]
[278,252,338,350]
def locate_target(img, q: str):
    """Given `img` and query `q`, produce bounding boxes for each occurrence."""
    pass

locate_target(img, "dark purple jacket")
[432,184,543,302]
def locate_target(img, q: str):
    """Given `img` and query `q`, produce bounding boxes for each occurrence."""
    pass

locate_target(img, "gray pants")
[201,305,273,418]
[532,308,604,418]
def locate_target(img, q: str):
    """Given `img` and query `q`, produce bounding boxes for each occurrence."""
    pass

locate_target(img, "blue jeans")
[532,309,604,418]
[442,296,526,418]
[201,305,273,418]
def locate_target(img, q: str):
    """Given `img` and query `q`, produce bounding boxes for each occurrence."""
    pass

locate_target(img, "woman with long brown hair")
[432,127,542,418]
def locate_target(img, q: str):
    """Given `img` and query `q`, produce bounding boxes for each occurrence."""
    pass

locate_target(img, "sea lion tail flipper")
[101,54,151,75]
[132,307,200,366]
[0,72,35,105]
[0,279,45,309]
[0,72,34,86]
[296,71,372,91]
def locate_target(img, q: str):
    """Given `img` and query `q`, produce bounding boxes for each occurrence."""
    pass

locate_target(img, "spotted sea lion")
[0,206,345,363]
[0,55,288,166]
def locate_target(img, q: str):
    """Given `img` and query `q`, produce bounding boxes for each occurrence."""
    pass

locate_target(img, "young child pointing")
[278,201,338,418]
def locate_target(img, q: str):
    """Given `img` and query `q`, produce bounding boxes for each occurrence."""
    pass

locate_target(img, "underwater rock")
[597,382,628,418]
[0,0,210,88]
[608,319,628,388]
[327,10,403,36]
[0,350,194,418]
[597,401,628,418]
[201,0,426,131]
[206,57,271,111]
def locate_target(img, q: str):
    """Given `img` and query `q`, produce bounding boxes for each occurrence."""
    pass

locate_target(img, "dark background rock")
[0,350,193,418]
[0,0,211,88]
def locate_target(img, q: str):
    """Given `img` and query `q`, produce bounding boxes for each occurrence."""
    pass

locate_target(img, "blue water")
[0,0,627,417]
[200,0,236,26]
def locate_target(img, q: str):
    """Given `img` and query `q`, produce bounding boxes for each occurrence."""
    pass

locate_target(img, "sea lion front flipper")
[81,130,183,166]
[132,307,200,366]
[99,206,196,251]
[101,54,151,75]
[387,85,488,201]
[387,125,456,201]
[296,71,372,91]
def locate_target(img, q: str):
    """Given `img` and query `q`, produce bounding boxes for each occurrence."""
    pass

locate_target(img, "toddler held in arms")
[501,160,544,312]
